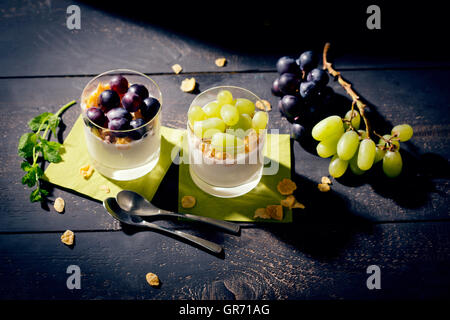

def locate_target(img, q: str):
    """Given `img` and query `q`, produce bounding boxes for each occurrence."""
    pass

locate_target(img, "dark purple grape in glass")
[106,107,132,121]
[306,68,329,87]
[297,51,318,72]
[108,117,131,137]
[86,107,106,127]
[129,118,147,140]
[271,78,283,97]
[280,95,302,119]
[141,97,160,121]
[276,56,300,75]
[109,75,129,95]
[122,92,142,112]
[99,89,120,111]
[278,73,300,95]
[299,81,318,99]
[128,84,149,100]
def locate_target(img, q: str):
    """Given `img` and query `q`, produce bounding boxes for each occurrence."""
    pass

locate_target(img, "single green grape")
[374,146,385,163]
[329,154,349,178]
[235,98,255,116]
[316,133,341,158]
[230,113,252,131]
[312,115,344,141]
[217,90,233,106]
[391,124,413,142]
[193,117,226,138]
[383,150,403,178]
[349,150,366,175]
[252,111,268,131]
[211,132,244,152]
[337,130,360,160]
[220,104,239,126]
[357,139,376,170]
[188,105,206,126]
[202,101,221,118]
[344,110,361,130]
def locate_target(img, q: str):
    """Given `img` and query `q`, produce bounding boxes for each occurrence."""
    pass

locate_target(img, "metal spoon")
[103,197,223,254]
[116,190,240,234]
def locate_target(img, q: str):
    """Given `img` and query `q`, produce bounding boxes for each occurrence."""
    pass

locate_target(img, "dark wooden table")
[1,0,449,304]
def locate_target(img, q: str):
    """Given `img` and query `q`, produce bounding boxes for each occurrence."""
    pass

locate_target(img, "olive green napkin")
[43,115,183,202]
[178,133,292,222]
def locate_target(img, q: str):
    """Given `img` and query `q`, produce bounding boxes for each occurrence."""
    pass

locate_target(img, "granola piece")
[277,178,297,195]
[79,164,94,179]
[181,195,196,208]
[254,207,271,219]
[171,63,183,74]
[280,195,296,209]
[180,78,196,92]
[292,201,305,209]
[321,176,332,185]
[255,99,272,111]
[266,204,283,221]
[116,137,133,144]
[145,272,160,287]
[318,183,331,192]
[54,197,65,213]
[61,230,74,246]
[215,57,227,67]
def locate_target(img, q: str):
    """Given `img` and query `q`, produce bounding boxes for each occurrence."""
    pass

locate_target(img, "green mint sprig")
[18,100,77,202]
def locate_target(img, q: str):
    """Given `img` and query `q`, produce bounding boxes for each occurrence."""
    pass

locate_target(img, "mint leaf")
[40,139,62,163]
[30,188,42,202]
[18,133,38,158]
[47,114,60,137]
[28,112,53,132]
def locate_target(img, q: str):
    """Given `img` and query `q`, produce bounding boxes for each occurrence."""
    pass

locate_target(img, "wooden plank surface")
[1,221,449,299]
[1,69,449,232]
[1,0,449,78]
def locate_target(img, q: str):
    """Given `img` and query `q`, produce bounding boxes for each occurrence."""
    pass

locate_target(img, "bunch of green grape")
[312,110,413,178]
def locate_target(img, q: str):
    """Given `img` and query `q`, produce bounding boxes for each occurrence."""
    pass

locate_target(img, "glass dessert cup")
[80,69,162,181]
[187,86,268,198]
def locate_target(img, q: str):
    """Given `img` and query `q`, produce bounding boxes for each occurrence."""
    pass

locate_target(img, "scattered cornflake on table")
[215,57,227,67]
[255,99,272,111]
[292,201,305,209]
[254,207,271,219]
[61,230,75,246]
[79,164,94,179]
[281,195,296,208]
[54,197,65,213]
[318,183,331,192]
[266,204,283,221]
[180,77,196,92]
[321,176,332,185]
[277,178,297,195]
[100,185,110,193]
[181,195,196,208]
[171,64,183,74]
[146,272,160,287]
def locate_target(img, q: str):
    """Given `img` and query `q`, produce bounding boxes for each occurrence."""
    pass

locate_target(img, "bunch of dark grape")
[271,51,334,141]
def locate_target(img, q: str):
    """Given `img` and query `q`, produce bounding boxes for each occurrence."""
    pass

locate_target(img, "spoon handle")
[181,213,241,234]
[140,220,223,254]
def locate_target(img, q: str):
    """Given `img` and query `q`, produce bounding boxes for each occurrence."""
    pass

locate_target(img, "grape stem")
[322,43,371,138]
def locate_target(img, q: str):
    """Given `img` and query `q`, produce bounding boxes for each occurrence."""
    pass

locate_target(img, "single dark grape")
[271,78,283,97]
[278,73,300,95]
[291,123,306,141]
[129,118,147,140]
[108,117,131,137]
[109,75,129,95]
[122,92,142,112]
[141,97,161,121]
[86,107,106,127]
[280,95,303,119]
[128,84,149,100]
[299,81,318,99]
[306,68,329,87]
[276,56,300,75]
[297,51,318,72]
[99,89,120,111]
[106,107,132,121]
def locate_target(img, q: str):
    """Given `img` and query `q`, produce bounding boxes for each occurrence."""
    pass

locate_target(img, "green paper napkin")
[178,133,292,222]
[43,115,183,202]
